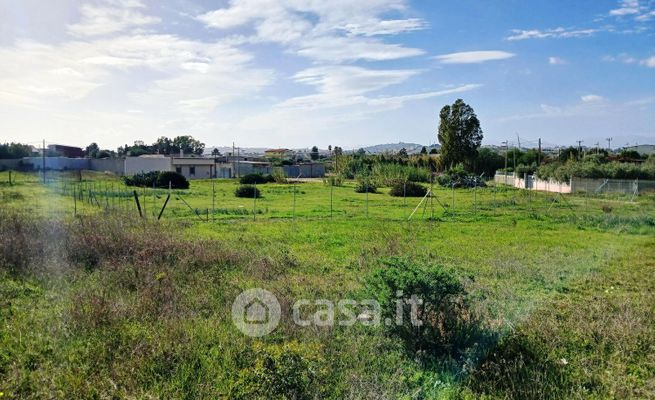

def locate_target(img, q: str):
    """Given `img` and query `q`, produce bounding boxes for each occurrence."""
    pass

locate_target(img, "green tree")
[171,135,205,156]
[437,99,483,170]
[211,148,221,157]
[0,142,32,159]
[310,146,319,160]
[153,137,172,155]
[420,146,427,155]
[85,143,100,158]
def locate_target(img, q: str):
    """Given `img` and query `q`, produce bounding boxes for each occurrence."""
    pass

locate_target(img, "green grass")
[0,171,654,399]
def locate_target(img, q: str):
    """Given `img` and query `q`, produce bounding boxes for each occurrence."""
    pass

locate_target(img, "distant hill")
[204,142,440,156]
[361,142,439,154]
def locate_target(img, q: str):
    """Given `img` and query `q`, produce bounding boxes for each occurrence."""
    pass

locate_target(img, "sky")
[0,0,654,151]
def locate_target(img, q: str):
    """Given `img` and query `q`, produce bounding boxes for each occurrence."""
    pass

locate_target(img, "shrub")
[271,168,287,184]
[235,185,261,198]
[536,160,655,182]
[371,163,430,186]
[389,181,427,197]
[122,171,159,187]
[123,171,189,189]
[229,342,321,400]
[365,258,476,357]
[240,173,273,185]
[437,165,486,188]
[354,178,377,193]
[157,171,189,189]
[324,175,344,187]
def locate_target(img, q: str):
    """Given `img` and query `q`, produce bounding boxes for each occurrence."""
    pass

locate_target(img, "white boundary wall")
[494,172,654,194]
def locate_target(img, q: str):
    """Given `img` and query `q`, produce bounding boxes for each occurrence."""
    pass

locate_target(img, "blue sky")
[0,0,653,150]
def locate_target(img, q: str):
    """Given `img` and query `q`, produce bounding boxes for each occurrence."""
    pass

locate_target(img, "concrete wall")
[234,163,272,176]
[25,157,90,171]
[89,158,124,175]
[174,164,213,180]
[0,159,24,171]
[125,157,171,175]
[495,172,572,193]
[532,177,572,193]
[283,163,325,178]
[216,166,233,178]
[493,172,655,194]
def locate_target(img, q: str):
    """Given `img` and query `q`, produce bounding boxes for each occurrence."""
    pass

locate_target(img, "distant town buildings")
[264,148,293,160]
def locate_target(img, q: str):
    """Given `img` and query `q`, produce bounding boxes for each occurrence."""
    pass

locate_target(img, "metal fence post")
[253,182,257,221]
[330,182,333,218]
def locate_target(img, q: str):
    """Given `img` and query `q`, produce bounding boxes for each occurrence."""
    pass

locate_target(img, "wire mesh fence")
[1,170,650,223]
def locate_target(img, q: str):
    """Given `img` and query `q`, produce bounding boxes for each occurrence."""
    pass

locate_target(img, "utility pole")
[595,142,600,154]
[577,140,583,160]
[606,137,612,152]
[237,147,240,179]
[516,133,521,150]
[232,142,235,178]
[537,138,541,166]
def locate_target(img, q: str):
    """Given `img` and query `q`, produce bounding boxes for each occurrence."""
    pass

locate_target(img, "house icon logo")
[232,288,281,337]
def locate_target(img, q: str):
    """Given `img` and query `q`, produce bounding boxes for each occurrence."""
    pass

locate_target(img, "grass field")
[0,171,654,399]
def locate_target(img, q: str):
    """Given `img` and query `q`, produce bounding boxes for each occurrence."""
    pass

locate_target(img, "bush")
[324,175,344,187]
[122,171,159,187]
[240,173,273,185]
[389,181,427,197]
[235,185,261,198]
[365,258,476,357]
[123,171,189,189]
[157,171,189,189]
[536,161,655,182]
[371,163,430,186]
[354,178,377,193]
[229,342,321,400]
[271,168,287,184]
[437,165,486,188]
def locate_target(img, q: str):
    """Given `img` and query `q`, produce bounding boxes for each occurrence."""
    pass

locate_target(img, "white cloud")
[0,33,274,125]
[292,66,419,95]
[602,53,638,64]
[641,55,655,68]
[197,0,426,62]
[338,18,426,36]
[609,0,655,21]
[635,10,655,21]
[67,1,160,37]
[297,36,424,62]
[434,51,515,64]
[507,27,598,41]
[610,0,641,15]
[581,94,606,103]
[548,56,567,65]
[273,65,480,114]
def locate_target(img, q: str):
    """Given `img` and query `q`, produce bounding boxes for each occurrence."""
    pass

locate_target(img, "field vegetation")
[0,170,654,398]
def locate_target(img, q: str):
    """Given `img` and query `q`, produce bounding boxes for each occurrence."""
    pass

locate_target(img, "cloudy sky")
[0,0,654,150]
